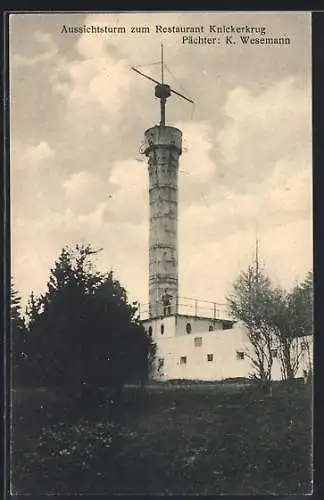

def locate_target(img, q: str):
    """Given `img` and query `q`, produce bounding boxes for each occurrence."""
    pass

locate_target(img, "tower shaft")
[144,125,182,318]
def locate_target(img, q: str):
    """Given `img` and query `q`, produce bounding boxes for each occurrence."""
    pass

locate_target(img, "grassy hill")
[11,380,312,495]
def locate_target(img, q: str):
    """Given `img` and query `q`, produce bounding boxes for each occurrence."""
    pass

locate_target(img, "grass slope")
[11,380,312,495]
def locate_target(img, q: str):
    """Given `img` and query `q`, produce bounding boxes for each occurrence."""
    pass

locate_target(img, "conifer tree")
[26,244,155,403]
[11,279,28,386]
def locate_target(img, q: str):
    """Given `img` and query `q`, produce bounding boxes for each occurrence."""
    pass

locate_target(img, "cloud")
[176,121,217,183]
[11,31,58,68]
[216,77,311,190]
[179,139,311,248]
[51,30,133,118]
[77,203,108,232]
[179,218,312,303]
[61,158,148,224]
[25,141,55,165]
[63,171,98,198]
[11,140,55,171]
[105,159,148,224]
[48,27,143,171]
[268,167,311,213]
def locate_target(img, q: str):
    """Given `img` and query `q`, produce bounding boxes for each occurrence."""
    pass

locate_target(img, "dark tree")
[26,244,155,404]
[289,272,313,337]
[11,279,28,386]
[272,272,313,380]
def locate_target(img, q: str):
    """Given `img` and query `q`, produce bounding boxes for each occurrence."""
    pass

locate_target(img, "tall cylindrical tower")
[144,125,182,318]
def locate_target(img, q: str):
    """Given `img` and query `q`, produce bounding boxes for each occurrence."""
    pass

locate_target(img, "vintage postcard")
[9,11,313,495]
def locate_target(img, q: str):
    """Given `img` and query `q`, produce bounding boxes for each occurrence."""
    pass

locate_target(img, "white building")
[141,302,313,382]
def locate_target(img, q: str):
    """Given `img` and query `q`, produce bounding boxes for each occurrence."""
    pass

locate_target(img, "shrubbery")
[12,418,124,492]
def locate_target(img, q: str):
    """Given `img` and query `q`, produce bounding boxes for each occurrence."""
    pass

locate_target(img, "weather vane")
[131,44,194,127]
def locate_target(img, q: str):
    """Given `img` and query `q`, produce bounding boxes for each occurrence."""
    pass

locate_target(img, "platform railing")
[137,296,233,322]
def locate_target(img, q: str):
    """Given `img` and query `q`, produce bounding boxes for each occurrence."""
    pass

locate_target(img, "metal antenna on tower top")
[130,44,194,127]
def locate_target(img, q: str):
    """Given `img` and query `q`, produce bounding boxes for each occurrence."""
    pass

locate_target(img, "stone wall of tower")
[144,125,182,318]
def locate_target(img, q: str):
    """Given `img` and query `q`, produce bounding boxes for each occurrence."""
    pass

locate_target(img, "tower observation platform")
[138,296,234,323]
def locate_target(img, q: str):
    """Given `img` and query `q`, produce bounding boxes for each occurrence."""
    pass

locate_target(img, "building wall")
[174,315,224,336]
[152,326,313,382]
[142,314,313,381]
[142,314,225,341]
[142,315,176,339]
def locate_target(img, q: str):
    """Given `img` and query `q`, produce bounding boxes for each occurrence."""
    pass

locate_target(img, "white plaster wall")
[153,326,313,382]
[175,315,224,336]
[143,316,176,339]
[143,314,225,340]
[155,327,249,380]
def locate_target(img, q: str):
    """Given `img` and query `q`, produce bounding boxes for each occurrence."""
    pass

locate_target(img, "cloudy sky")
[10,11,312,309]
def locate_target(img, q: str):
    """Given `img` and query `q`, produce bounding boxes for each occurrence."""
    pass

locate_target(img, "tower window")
[160,324,164,335]
[148,326,153,337]
[207,354,214,362]
[194,337,202,347]
[180,356,187,365]
[186,323,192,334]
[271,348,278,358]
[236,351,245,360]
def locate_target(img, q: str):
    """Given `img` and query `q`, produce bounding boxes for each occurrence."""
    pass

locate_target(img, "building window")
[208,325,214,332]
[207,353,214,362]
[186,323,192,334]
[180,356,187,365]
[148,326,152,337]
[271,348,278,358]
[236,351,245,360]
[160,324,164,335]
[194,337,202,347]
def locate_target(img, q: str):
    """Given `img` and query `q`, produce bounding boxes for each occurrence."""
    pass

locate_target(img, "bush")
[12,418,120,493]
